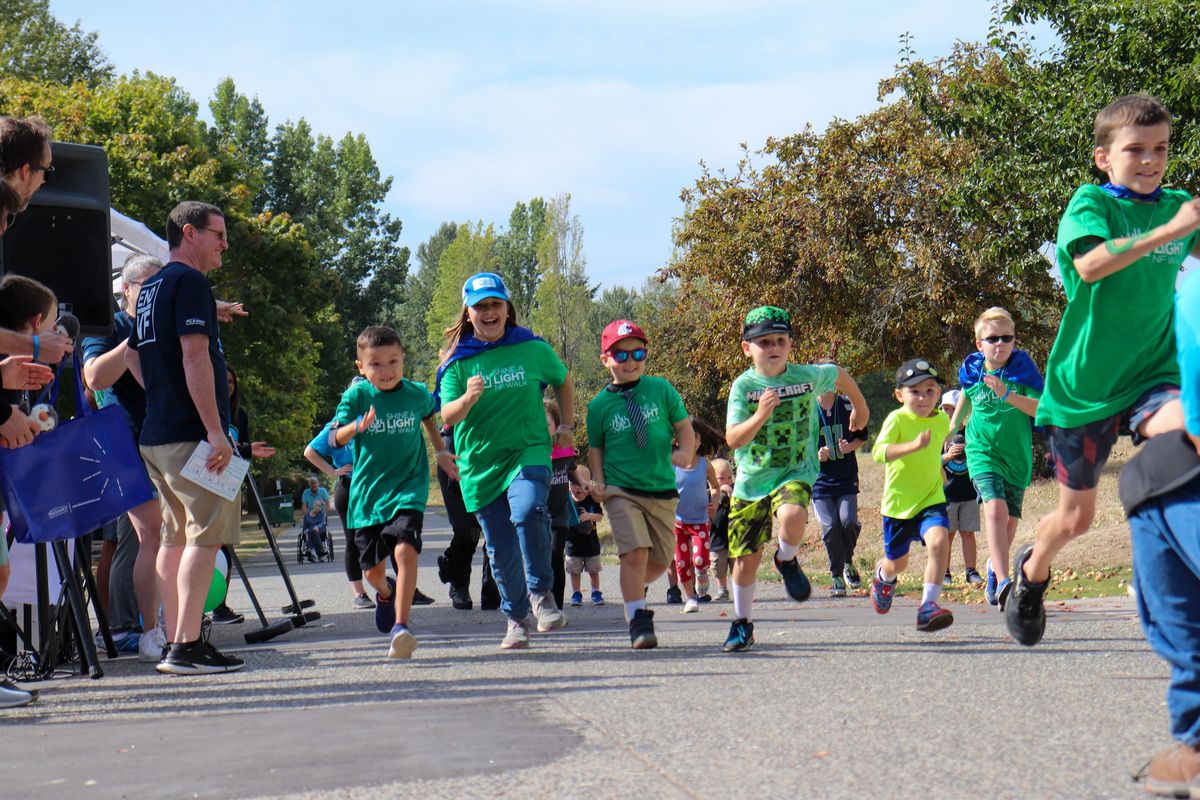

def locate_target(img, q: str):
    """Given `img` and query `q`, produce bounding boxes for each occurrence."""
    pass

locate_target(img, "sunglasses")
[982,335,1015,344]
[609,348,647,363]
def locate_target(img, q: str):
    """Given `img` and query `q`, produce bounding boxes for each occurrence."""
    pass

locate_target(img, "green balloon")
[204,569,228,614]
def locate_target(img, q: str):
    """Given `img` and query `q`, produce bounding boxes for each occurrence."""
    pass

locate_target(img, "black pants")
[436,464,497,598]
[334,475,363,582]
[551,525,567,610]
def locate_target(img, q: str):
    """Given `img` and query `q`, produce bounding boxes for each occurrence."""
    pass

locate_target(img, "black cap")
[895,358,941,387]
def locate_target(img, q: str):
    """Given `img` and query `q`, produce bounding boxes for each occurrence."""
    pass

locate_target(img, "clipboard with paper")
[180,440,250,500]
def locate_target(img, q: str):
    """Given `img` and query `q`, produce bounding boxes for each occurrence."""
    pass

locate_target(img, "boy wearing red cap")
[587,320,694,650]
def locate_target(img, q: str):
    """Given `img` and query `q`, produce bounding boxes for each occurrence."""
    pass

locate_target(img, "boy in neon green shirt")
[870,359,954,632]
[1008,94,1200,647]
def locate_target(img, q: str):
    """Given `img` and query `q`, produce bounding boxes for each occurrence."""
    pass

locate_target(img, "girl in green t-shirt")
[437,273,575,651]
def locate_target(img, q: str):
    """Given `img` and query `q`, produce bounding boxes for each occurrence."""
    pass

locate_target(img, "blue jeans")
[1130,480,1200,745]
[475,466,553,621]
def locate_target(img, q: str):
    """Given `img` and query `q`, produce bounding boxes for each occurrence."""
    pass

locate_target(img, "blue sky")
[50,1,1043,288]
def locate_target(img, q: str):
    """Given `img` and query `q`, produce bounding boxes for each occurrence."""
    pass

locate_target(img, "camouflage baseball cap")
[742,305,792,341]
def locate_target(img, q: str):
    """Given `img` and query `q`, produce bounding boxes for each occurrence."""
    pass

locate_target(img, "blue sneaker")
[591,590,605,606]
[112,630,141,655]
[916,601,954,631]
[870,574,895,614]
[387,623,417,659]
[774,554,812,602]
[722,619,755,652]
[997,578,1013,611]
[375,577,397,634]
[570,591,583,607]
[985,558,998,605]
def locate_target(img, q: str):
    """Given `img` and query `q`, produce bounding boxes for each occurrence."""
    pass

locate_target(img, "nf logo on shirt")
[367,411,417,435]
[609,403,659,434]
[480,365,527,391]
[134,281,160,345]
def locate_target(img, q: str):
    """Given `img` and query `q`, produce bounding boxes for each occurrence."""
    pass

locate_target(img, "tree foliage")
[0,0,111,87]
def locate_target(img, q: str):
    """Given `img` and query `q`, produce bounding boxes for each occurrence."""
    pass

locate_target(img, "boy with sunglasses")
[587,320,694,650]
[723,306,867,651]
[948,307,1043,609]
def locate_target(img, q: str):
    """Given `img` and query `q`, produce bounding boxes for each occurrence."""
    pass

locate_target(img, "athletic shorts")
[1045,384,1179,491]
[355,509,424,572]
[972,472,1026,518]
[140,442,242,547]
[946,498,981,532]
[727,481,811,559]
[603,486,674,567]
[882,503,949,561]
[565,555,602,575]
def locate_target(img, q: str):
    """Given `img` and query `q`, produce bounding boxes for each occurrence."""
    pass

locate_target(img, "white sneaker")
[682,596,700,613]
[530,592,568,632]
[500,617,531,650]
[138,627,168,664]
[0,680,34,708]
[387,626,418,660]
[714,587,730,602]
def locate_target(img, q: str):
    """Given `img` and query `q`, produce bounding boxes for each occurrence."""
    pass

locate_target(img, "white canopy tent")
[109,207,168,293]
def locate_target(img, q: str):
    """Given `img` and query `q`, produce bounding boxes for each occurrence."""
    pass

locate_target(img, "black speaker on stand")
[0,142,113,339]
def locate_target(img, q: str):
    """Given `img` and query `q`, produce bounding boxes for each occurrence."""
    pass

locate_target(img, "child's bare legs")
[570,572,583,594]
[923,527,950,587]
[714,551,729,589]
[620,548,667,602]
[1024,487,1096,583]
[959,531,978,571]
[776,503,807,554]
[363,561,392,601]
[587,571,601,592]
[394,542,417,627]
[666,559,678,587]
[982,499,1013,581]
[879,552,910,582]
[944,531,956,573]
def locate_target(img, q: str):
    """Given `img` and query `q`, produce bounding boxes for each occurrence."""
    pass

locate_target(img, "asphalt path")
[0,511,1171,799]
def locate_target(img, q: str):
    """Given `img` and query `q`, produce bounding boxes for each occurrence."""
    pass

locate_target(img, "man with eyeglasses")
[125,201,245,675]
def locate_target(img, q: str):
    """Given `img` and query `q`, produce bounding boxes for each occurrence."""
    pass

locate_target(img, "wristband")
[999,387,1012,403]
[355,415,364,433]
[31,335,39,362]
[558,423,574,431]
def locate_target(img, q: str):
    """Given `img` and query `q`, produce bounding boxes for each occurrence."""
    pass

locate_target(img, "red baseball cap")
[600,319,648,354]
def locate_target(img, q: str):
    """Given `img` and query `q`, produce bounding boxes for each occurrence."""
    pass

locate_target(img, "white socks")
[624,599,646,621]
[732,582,755,621]
[776,540,799,562]
[877,564,897,584]
[922,582,941,605]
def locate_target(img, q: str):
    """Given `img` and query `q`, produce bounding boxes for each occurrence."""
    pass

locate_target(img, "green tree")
[207,78,271,210]
[495,197,548,320]
[427,222,500,359]
[400,222,457,384]
[0,0,111,87]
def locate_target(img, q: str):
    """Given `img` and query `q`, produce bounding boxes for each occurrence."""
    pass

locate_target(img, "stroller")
[297,504,335,563]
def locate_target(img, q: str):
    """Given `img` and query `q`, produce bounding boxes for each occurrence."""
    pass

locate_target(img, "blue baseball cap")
[462,272,510,307]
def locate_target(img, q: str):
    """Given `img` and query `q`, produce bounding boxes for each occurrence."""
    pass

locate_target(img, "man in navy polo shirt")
[127,201,243,675]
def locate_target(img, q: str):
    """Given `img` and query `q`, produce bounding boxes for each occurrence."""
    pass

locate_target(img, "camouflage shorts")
[727,481,812,559]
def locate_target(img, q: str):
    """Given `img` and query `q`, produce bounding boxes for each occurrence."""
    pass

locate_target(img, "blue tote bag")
[0,357,154,544]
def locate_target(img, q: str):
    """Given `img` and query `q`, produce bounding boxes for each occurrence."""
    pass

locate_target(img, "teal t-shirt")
[440,339,569,512]
[963,366,1043,488]
[725,363,839,501]
[335,378,434,527]
[586,376,689,493]
[1038,184,1198,428]
[872,406,950,519]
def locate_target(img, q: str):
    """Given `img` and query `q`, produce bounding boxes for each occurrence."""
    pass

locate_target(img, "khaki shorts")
[565,555,603,575]
[141,442,242,547]
[947,499,981,532]
[603,486,675,567]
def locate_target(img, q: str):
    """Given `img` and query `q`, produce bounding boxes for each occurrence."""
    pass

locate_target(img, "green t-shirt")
[586,376,689,493]
[1038,184,1198,428]
[440,339,568,512]
[964,367,1043,488]
[335,378,434,527]
[872,406,950,519]
[725,363,839,501]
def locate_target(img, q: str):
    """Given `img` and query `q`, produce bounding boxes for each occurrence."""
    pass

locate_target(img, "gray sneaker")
[531,592,568,632]
[500,617,531,650]
[830,575,847,597]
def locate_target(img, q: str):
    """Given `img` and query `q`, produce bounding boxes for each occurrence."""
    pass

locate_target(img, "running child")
[673,418,720,613]
[1008,95,1199,646]
[813,385,869,597]
[723,306,867,651]
[948,308,1043,608]
[588,320,693,650]
[334,325,456,660]
[870,359,954,632]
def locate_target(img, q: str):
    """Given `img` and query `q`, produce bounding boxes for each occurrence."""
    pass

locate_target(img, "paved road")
[0,511,1170,799]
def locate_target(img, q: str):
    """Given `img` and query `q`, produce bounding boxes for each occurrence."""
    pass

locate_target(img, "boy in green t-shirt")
[870,359,954,632]
[723,306,868,652]
[587,320,694,650]
[948,307,1043,610]
[1008,94,1200,647]
[334,326,456,660]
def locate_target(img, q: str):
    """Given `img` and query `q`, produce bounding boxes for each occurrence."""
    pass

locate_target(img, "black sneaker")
[210,603,244,625]
[843,562,862,590]
[1005,544,1048,646]
[448,583,473,610]
[480,590,500,611]
[774,554,812,602]
[156,640,245,675]
[665,586,683,605]
[722,619,755,652]
[412,587,435,606]
[629,608,657,649]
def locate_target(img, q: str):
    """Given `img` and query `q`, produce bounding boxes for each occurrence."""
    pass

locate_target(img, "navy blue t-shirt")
[812,395,868,498]
[83,310,147,440]
[128,261,230,446]
[943,433,978,503]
